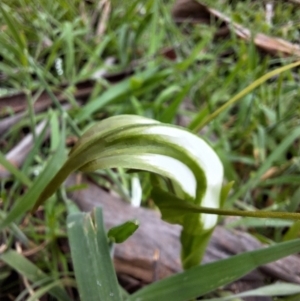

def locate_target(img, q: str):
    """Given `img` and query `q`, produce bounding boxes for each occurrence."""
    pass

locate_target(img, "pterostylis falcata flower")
[33,115,227,269]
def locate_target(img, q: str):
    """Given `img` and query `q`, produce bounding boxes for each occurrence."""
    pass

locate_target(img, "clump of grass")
[1,0,300,300]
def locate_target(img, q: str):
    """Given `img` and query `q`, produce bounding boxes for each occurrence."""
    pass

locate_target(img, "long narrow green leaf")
[201,283,300,301]
[0,250,72,301]
[67,207,122,301]
[128,238,300,301]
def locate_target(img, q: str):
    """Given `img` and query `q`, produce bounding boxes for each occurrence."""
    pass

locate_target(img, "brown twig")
[172,0,300,57]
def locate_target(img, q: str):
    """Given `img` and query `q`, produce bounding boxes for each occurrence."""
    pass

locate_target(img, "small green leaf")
[130,76,143,89]
[108,220,139,243]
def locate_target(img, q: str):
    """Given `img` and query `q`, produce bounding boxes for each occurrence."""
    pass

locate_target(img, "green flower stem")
[190,206,300,220]
[194,60,300,132]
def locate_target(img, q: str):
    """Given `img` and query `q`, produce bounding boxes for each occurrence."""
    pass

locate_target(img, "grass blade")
[0,5,27,65]
[0,152,32,186]
[0,137,66,230]
[0,250,72,301]
[190,60,300,132]
[229,126,300,205]
[76,67,159,122]
[128,239,300,301]
[67,207,122,301]
[25,279,76,301]
[201,283,300,301]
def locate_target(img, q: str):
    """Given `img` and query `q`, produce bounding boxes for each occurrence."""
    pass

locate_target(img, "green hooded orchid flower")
[33,115,225,269]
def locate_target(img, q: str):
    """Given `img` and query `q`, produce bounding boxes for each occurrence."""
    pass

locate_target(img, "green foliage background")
[1,0,300,300]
